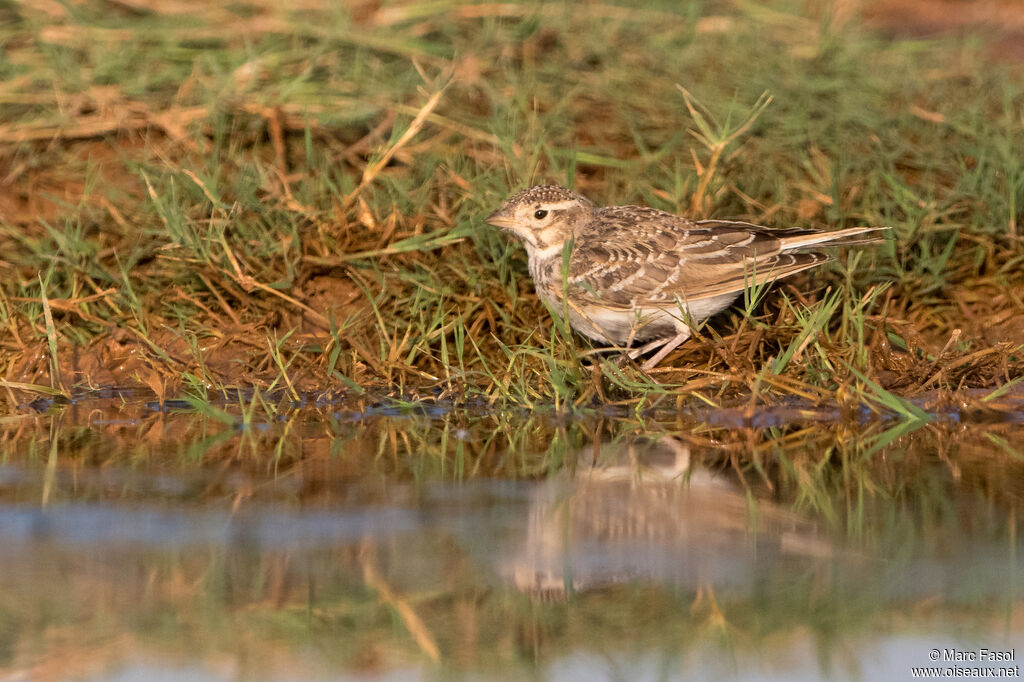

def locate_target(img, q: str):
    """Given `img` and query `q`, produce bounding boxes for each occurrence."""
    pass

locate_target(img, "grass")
[1,0,1022,414]
[2,8,1022,674]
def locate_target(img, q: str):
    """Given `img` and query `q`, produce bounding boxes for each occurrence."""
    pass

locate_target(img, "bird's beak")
[485,208,515,230]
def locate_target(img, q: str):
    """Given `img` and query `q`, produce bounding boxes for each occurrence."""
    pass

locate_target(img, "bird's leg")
[640,330,691,370]
[626,337,670,360]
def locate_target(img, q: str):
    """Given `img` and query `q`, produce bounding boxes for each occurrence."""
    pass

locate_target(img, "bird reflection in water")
[505,437,833,600]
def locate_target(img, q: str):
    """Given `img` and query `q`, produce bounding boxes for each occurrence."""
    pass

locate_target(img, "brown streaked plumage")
[486,185,889,370]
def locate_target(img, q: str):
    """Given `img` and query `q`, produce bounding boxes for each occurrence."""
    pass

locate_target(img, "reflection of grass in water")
[0,1,1021,412]
[0,405,1021,676]
[1,502,1017,679]
[2,403,1022,516]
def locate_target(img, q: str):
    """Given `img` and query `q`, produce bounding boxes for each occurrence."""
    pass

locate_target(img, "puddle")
[0,399,1022,680]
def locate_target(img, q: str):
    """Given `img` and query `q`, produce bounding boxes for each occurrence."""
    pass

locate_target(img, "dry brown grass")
[0,0,1022,414]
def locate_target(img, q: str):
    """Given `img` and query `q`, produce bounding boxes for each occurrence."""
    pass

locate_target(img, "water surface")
[0,397,1022,680]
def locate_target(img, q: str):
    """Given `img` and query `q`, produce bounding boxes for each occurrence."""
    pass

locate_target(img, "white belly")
[565,292,739,345]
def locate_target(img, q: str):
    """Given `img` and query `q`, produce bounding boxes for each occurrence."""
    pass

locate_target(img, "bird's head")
[485,185,595,256]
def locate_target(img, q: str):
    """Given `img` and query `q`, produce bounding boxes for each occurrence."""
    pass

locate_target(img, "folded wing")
[564,208,849,309]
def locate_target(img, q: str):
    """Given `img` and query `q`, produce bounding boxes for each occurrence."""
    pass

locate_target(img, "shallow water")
[1,398,1022,680]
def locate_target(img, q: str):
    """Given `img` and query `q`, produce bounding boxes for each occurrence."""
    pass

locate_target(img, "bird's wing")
[565,208,829,308]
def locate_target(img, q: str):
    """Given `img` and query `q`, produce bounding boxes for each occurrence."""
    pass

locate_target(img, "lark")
[486,185,889,370]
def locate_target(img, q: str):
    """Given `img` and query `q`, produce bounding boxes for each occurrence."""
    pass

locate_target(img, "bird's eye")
[534,209,548,220]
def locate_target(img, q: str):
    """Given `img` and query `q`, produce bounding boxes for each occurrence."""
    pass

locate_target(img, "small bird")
[485,185,889,370]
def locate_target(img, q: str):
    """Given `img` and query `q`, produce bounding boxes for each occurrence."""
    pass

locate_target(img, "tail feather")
[779,226,892,250]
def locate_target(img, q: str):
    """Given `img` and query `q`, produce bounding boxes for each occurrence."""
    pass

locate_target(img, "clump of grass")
[0,0,1021,414]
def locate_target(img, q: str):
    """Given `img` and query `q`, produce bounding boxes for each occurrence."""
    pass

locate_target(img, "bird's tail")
[780,226,892,250]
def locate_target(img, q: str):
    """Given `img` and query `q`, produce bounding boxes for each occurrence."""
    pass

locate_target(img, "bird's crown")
[500,185,592,210]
